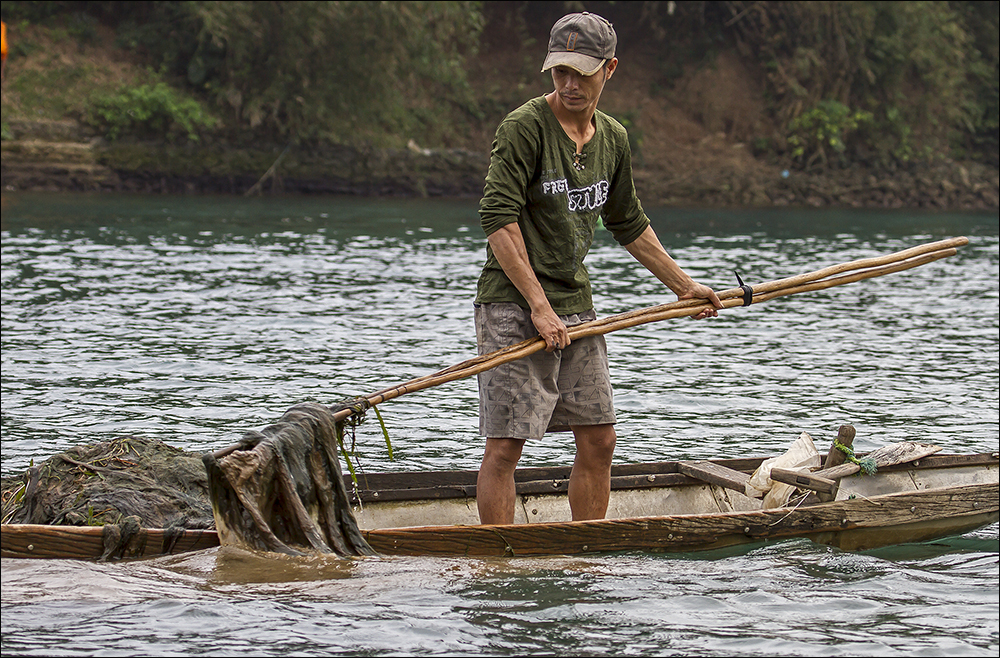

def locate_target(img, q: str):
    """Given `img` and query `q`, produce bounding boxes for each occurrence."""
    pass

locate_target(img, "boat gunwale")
[360,481,1000,556]
[345,452,999,503]
[2,452,996,560]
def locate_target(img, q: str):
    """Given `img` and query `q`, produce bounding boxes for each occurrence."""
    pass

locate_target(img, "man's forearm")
[487,223,551,313]
[624,225,723,317]
[623,225,696,296]
[487,223,570,350]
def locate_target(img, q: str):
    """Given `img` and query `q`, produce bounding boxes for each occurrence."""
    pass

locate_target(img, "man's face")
[550,59,617,114]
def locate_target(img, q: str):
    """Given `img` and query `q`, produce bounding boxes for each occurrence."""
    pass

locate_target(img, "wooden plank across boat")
[3,450,996,560]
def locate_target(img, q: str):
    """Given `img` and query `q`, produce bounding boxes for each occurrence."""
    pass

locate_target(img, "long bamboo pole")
[213,237,967,458]
[355,237,967,412]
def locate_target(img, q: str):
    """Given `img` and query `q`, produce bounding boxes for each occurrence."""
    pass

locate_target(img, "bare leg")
[476,437,525,525]
[568,424,616,521]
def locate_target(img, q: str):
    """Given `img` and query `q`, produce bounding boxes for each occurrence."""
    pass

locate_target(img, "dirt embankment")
[607,49,999,211]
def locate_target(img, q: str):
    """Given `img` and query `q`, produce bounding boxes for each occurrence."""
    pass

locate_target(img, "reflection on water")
[1,192,998,656]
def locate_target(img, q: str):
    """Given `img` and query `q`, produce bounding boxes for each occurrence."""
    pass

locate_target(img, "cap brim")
[541,51,605,76]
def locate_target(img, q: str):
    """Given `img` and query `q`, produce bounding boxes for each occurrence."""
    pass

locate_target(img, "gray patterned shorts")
[475,302,616,440]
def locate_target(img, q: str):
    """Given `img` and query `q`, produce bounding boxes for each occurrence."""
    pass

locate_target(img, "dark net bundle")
[203,401,375,558]
[1,435,215,530]
[2,401,375,560]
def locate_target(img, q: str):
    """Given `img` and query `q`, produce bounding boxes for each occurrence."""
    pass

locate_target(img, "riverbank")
[0,118,488,198]
[3,117,996,210]
[1,14,997,211]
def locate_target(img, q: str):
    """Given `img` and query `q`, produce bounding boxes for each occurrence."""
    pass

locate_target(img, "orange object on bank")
[2,21,8,81]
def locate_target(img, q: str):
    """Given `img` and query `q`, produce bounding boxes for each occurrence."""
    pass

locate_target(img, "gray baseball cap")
[541,12,617,76]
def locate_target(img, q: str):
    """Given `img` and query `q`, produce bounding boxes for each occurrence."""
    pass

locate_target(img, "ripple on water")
[1,196,997,656]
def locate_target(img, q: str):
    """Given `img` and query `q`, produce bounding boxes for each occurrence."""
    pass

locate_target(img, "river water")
[1,192,997,656]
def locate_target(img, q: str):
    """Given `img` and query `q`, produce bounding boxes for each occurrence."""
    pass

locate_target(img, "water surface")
[2,192,997,656]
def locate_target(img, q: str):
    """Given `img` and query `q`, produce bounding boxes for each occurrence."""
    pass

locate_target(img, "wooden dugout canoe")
[3,449,997,561]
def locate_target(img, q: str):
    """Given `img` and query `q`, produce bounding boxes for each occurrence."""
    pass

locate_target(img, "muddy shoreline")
[2,120,997,210]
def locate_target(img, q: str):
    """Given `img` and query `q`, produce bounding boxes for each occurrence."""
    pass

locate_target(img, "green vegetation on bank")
[1,0,997,173]
[88,81,219,142]
[728,0,999,168]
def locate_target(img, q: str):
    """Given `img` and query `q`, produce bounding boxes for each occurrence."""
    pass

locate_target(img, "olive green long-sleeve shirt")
[476,96,650,315]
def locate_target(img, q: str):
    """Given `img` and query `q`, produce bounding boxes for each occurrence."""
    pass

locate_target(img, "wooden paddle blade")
[815,441,943,480]
[867,441,942,467]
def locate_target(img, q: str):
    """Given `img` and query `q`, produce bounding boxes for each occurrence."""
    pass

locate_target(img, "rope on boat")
[834,438,878,475]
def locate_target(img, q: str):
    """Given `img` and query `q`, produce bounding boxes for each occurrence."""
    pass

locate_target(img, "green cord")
[834,438,878,475]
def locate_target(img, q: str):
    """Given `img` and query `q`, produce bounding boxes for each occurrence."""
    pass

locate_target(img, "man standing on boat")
[475,12,723,525]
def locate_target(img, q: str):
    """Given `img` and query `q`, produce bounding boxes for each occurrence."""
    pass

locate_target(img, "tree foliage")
[189,2,480,141]
[2,0,482,146]
[2,0,996,169]
[786,100,873,170]
[721,0,998,168]
[187,1,483,146]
